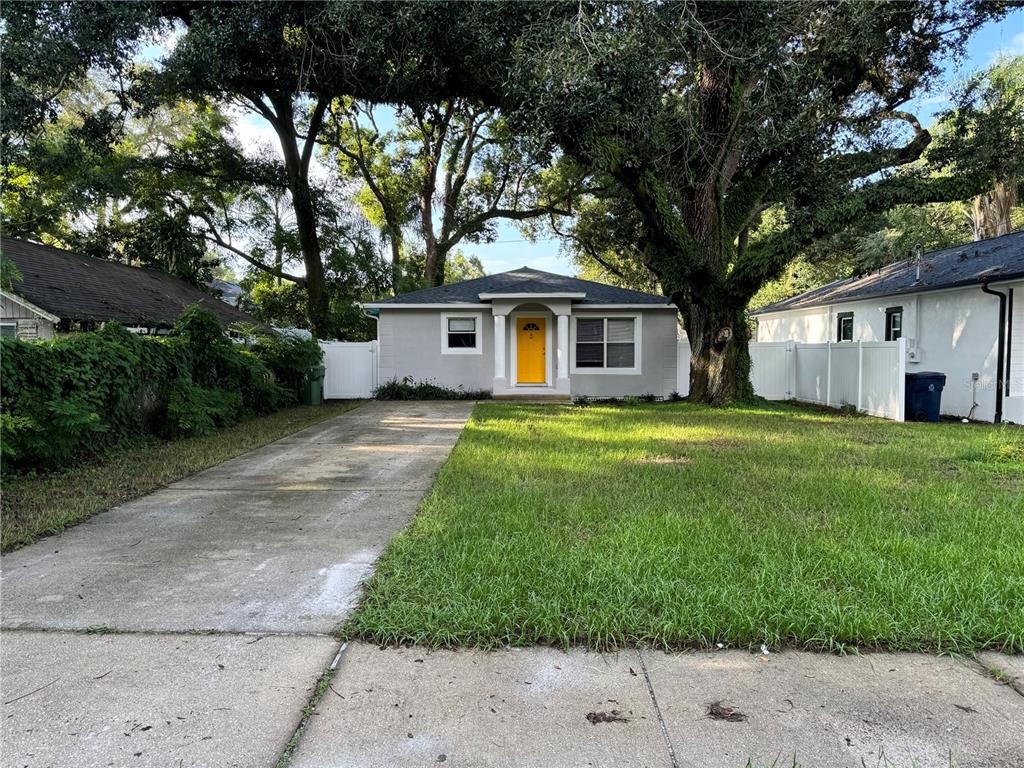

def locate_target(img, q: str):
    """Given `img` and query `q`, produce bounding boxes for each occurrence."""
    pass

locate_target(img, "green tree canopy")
[494,1,1006,401]
[324,99,576,291]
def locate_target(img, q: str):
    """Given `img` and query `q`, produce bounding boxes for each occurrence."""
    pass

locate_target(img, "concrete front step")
[493,394,573,403]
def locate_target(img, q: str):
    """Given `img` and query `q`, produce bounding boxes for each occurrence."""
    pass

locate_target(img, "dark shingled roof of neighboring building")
[0,236,259,327]
[752,229,1024,315]
[369,266,673,306]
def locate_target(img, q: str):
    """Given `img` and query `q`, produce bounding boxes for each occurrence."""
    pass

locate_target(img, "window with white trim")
[441,313,482,354]
[836,312,853,342]
[0,323,15,339]
[575,317,636,369]
[885,307,902,341]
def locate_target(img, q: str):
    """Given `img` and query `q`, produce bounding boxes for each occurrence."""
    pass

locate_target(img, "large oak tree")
[491,1,1004,402]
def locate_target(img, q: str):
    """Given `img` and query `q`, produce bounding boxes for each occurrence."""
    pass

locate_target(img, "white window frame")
[0,322,16,339]
[836,312,854,343]
[440,312,483,355]
[885,306,903,342]
[570,313,642,375]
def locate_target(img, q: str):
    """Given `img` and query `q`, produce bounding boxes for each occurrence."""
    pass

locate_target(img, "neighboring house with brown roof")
[0,236,258,340]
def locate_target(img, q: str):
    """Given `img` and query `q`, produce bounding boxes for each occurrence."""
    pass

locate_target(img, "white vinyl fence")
[678,337,907,420]
[320,341,378,399]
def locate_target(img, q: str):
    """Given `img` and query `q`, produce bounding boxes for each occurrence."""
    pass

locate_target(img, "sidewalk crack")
[971,654,1024,699]
[636,648,679,768]
[275,640,350,768]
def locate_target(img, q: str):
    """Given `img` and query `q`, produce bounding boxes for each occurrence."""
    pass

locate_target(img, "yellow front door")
[516,317,546,384]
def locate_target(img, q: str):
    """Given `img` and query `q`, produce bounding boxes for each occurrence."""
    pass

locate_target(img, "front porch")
[489,298,574,397]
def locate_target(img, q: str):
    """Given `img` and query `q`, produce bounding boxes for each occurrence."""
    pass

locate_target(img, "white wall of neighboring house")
[755,280,1024,423]
[1,292,57,341]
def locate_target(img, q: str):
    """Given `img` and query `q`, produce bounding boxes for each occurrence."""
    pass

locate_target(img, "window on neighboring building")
[446,316,477,349]
[0,323,15,339]
[836,312,854,342]
[885,307,903,341]
[574,317,637,370]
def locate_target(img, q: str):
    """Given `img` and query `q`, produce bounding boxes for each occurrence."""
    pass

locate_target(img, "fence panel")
[859,340,905,420]
[676,340,691,397]
[828,343,860,408]
[794,343,829,404]
[320,341,378,399]
[749,342,791,400]
[747,339,905,421]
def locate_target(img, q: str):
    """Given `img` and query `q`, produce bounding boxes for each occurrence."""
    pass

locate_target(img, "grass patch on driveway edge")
[2,400,363,552]
[347,401,1024,654]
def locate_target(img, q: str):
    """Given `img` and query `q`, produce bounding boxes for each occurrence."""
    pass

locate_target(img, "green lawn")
[1,400,362,552]
[350,401,1024,653]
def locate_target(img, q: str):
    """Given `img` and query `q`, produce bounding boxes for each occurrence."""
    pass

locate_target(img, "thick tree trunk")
[289,182,330,338]
[386,229,403,294]
[264,94,331,338]
[682,301,753,405]
[425,241,446,287]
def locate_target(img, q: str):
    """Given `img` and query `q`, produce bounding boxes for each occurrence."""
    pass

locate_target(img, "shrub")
[246,330,323,404]
[374,377,491,401]
[167,378,242,437]
[0,305,307,468]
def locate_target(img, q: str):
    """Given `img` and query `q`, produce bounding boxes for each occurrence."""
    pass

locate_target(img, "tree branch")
[300,97,329,175]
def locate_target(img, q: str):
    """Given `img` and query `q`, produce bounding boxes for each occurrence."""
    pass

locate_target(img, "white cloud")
[226,110,280,157]
[987,30,1024,64]
[224,107,331,182]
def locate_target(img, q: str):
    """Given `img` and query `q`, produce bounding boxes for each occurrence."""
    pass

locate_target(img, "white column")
[557,314,570,382]
[493,314,506,381]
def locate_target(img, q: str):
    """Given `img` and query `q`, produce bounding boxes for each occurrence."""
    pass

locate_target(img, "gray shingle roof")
[370,267,672,306]
[752,230,1024,315]
[1,236,260,327]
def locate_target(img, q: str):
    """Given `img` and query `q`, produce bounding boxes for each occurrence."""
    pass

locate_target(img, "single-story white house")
[363,267,679,400]
[752,230,1024,424]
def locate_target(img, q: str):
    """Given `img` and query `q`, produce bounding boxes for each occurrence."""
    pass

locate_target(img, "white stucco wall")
[1009,282,1024,400]
[377,304,679,398]
[569,308,678,398]
[378,308,495,392]
[754,281,1023,422]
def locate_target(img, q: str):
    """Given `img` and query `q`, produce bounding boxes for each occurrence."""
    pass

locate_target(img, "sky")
[145,10,1024,279]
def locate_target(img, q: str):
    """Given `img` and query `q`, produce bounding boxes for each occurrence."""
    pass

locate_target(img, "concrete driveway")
[0,401,474,768]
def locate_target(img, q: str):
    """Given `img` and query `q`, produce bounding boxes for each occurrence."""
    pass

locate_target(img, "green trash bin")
[301,364,326,405]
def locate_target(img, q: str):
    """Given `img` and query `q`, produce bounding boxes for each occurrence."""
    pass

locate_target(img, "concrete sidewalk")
[290,643,1024,768]
[1,401,474,768]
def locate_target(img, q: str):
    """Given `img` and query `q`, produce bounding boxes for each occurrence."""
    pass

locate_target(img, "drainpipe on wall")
[980,282,1007,424]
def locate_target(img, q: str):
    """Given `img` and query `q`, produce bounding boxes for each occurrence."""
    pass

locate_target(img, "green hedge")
[374,376,491,401]
[0,305,322,468]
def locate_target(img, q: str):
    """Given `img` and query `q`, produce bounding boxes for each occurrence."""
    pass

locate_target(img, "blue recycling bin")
[904,372,946,422]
